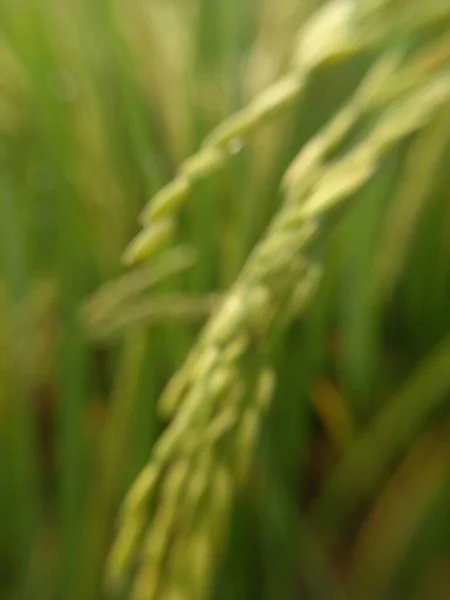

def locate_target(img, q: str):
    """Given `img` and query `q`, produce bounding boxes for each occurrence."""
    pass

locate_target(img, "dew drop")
[227,137,244,155]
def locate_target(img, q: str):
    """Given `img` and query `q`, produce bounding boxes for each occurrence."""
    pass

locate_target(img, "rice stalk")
[108,10,450,595]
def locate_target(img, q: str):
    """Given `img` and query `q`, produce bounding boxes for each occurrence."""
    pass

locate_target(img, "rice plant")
[0,1,449,599]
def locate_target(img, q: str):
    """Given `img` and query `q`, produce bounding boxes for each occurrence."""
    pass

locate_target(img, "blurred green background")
[1,0,450,599]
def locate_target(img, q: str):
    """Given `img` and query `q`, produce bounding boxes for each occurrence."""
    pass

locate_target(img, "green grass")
[0,1,450,599]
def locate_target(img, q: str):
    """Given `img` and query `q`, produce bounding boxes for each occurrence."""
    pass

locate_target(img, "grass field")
[1,1,450,599]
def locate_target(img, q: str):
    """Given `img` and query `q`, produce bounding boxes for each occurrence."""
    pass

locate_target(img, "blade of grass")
[376,106,450,304]
[349,424,450,600]
[71,330,148,600]
[313,334,450,540]
[0,163,41,598]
